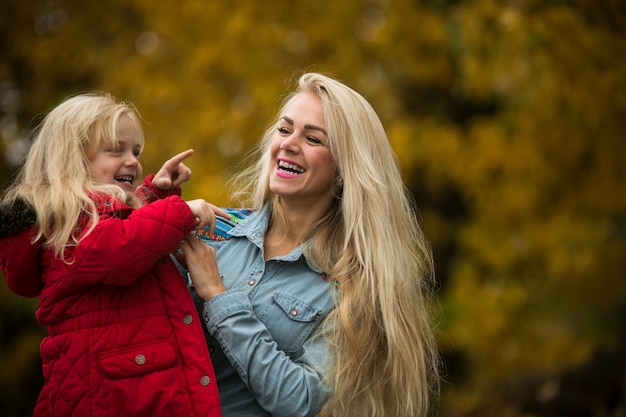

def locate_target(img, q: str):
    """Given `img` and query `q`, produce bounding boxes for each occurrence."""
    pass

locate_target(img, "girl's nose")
[125,153,140,166]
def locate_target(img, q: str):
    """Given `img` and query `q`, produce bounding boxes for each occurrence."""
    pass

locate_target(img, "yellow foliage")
[1,0,625,416]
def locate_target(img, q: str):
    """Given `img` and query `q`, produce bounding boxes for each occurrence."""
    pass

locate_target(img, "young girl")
[0,93,225,417]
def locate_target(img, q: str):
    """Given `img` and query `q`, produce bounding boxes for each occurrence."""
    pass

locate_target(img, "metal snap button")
[200,376,211,386]
[183,315,193,325]
[135,354,146,365]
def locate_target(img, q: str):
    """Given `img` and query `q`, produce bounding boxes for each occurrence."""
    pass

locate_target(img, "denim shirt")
[194,205,336,417]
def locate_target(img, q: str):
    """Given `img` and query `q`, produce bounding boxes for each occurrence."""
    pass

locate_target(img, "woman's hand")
[180,233,226,301]
[153,149,194,190]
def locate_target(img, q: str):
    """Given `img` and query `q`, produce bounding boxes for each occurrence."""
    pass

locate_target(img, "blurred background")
[1,0,625,416]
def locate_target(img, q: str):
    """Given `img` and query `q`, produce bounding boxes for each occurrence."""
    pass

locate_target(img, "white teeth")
[278,160,305,174]
[115,176,133,183]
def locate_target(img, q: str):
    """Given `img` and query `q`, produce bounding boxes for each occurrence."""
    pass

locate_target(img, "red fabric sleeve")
[62,195,195,287]
[136,174,182,204]
[0,229,43,298]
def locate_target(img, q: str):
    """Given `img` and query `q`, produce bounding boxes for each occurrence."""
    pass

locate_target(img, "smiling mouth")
[278,159,305,174]
[115,175,134,185]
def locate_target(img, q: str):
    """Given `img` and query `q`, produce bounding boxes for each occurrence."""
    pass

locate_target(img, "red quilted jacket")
[0,176,221,417]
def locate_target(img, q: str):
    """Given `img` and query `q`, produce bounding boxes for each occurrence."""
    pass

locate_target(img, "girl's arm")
[67,196,195,286]
[1,229,43,297]
[65,197,227,287]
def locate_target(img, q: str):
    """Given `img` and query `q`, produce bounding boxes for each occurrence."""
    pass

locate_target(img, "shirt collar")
[229,204,323,274]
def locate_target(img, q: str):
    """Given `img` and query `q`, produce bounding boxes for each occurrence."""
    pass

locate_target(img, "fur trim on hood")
[0,199,37,238]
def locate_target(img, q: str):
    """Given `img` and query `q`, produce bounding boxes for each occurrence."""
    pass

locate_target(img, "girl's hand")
[186,199,230,233]
[180,233,226,301]
[153,149,194,190]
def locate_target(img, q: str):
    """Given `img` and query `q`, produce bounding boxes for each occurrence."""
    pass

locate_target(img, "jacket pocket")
[262,292,322,356]
[96,339,178,379]
[94,339,190,417]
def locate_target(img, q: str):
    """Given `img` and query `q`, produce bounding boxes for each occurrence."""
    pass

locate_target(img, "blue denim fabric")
[194,205,336,417]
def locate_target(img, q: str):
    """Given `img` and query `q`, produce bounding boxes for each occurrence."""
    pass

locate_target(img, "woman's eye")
[277,127,290,134]
[307,136,322,144]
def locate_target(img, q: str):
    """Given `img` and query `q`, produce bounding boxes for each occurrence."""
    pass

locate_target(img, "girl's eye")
[133,150,141,158]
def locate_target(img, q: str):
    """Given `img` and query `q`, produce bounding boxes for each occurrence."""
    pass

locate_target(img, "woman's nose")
[280,134,299,152]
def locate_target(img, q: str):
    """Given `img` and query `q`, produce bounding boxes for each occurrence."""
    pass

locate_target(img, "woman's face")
[268,92,338,208]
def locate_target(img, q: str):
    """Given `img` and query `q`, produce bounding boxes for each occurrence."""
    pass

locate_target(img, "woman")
[181,73,440,417]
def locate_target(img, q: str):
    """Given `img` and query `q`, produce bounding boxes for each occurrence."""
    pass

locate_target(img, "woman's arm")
[204,291,330,417]
[182,235,331,417]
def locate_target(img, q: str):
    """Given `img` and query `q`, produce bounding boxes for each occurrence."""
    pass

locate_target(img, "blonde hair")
[231,73,440,417]
[2,93,144,259]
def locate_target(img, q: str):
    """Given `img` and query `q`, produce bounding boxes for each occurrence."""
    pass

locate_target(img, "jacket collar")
[0,199,37,238]
[91,193,132,215]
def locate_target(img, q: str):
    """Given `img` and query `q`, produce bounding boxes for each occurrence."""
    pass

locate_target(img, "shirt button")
[200,376,211,386]
[182,315,193,325]
[135,354,146,365]
[248,279,256,286]
[209,346,215,354]
[205,313,210,323]
[290,309,298,317]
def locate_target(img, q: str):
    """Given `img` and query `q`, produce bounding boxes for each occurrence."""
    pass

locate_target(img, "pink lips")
[275,158,305,179]
[275,168,299,178]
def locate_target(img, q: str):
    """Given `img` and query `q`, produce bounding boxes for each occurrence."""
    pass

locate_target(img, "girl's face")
[89,114,143,202]
[269,92,338,208]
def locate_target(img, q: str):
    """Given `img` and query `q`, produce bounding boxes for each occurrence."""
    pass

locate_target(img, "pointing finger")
[164,149,194,170]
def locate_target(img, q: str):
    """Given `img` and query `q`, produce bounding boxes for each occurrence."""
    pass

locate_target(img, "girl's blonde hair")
[231,73,440,417]
[2,93,144,259]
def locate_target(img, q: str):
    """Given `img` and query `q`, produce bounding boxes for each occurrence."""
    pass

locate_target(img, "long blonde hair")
[2,93,145,259]
[231,73,440,417]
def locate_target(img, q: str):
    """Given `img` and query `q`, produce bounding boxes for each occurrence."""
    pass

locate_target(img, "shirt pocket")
[262,292,323,356]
